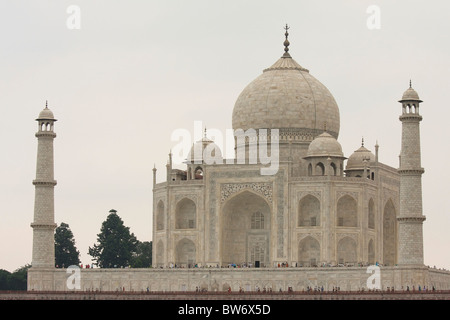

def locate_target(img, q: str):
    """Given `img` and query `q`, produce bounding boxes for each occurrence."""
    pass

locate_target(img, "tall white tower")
[397,82,426,265]
[31,102,57,268]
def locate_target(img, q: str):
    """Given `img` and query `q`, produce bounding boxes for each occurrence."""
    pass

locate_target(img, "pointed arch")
[156,240,164,267]
[194,166,203,179]
[330,162,337,176]
[175,238,196,267]
[175,198,196,229]
[298,194,320,227]
[315,162,325,176]
[337,237,357,265]
[337,195,357,227]
[298,236,320,267]
[156,200,165,231]
[221,190,271,267]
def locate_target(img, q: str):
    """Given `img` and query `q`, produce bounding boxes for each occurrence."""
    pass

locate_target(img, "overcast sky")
[1,0,449,272]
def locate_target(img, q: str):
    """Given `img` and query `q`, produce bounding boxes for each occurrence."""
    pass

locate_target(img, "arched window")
[315,162,325,176]
[330,162,337,176]
[337,195,357,227]
[251,211,265,229]
[156,240,164,267]
[156,200,165,231]
[308,163,313,176]
[175,198,196,229]
[298,236,320,267]
[194,167,203,179]
[298,195,320,227]
[175,238,196,267]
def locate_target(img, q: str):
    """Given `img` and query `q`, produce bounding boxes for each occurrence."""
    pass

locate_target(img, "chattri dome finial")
[399,79,422,103]
[283,24,291,57]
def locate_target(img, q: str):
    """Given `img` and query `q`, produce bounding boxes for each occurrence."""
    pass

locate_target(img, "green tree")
[55,222,81,268]
[88,209,138,268]
[131,241,152,268]
[0,269,9,289]
[0,265,30,290]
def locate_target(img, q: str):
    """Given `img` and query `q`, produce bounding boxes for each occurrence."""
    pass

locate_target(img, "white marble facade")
[152,40,402,270]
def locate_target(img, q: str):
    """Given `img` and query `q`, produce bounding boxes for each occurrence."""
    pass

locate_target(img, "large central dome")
[232,30,340,140]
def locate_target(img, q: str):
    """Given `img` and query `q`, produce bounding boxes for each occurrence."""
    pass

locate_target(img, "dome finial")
[45,100,48,109]
[409,79,412,88]
[323,121,327,132]
[361,136,364,147]
[283,24,291,57]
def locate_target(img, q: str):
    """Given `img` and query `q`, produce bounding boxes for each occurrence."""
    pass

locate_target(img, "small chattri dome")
[37,102,55,120]
[38,108,54,119]
[346,144,375,170]
[399,81,422,102]
[187,137,222,163]
[306,131,344,158]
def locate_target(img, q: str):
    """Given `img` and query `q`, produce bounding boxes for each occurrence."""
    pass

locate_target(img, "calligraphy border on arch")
[297,233,322,243]
[336,232,359,243]
[174,194,198,204]
[336,191,359,201]
[220,182,273,204]
[297,191,322,201]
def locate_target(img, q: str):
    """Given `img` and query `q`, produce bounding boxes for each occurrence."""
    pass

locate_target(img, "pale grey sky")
[1,0,449,272]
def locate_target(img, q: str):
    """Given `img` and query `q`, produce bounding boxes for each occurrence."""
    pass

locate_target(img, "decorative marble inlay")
[220,182,273,204]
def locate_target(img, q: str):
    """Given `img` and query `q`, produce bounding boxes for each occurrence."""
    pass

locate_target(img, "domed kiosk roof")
[399,81,422,102]
[346,141,375,170]
[187,135,222,163]
[232,26,340,140]
[306,131,344,158]
[37,102,56,120]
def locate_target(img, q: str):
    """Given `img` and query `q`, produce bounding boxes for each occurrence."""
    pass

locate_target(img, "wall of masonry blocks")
[398,222,424,265]
[28,266,450,292]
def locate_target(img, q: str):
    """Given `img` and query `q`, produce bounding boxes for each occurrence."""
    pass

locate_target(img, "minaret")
[31,102,57,268]
[397,81,426,265]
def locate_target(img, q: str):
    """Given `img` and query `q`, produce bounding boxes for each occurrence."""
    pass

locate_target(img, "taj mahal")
[28,27,450,292]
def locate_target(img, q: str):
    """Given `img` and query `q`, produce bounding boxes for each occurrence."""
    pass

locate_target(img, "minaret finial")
[204,127,207,138]
[323,121,327,132]
[361,137,364,147]
[283,24,291,57]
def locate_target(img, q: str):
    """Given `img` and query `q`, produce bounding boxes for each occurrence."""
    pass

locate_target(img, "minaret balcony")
[32,179,57,186]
